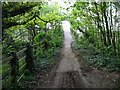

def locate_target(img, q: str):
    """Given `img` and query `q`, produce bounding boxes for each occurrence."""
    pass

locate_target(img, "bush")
[34,25,63,58]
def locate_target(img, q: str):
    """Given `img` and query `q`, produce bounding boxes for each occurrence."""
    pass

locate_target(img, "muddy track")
[56,71,85,88]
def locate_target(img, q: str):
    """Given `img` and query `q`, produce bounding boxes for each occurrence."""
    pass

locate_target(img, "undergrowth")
[72,34,120,72]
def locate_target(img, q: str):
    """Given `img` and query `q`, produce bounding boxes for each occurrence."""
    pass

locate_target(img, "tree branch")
[2,3,38,18]
[2,16,35,29]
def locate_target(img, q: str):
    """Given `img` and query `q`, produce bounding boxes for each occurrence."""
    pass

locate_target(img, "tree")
[70,1,120,56]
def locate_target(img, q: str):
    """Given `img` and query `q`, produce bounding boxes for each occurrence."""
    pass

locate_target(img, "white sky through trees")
[46,0,76,14]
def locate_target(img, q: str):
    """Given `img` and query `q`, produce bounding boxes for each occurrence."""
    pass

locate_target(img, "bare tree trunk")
[103,2,111,45]
[101,10,107,47]
[94,2,104,46]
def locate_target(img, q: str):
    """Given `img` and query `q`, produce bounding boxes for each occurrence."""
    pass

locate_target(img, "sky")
[46,0,76,14]
[47,0,75,8]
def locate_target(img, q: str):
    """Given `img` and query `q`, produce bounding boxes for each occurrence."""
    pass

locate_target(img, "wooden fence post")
[10,52,19,84]
[25,43,35,73]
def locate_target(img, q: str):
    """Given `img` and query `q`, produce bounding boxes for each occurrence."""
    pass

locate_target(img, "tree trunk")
[103,2,111,45]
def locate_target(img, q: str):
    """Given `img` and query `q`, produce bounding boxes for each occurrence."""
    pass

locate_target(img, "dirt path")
[27,21,119,89]
[72,43,120,88]
[52,21,90,88]
[52,21,120,88]
[26,21,89,88]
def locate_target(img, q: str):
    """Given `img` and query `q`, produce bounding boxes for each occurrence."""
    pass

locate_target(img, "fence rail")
[2,44,35,87]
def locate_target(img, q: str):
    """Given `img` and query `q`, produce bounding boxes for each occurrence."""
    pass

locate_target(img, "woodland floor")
[26,23,120,89]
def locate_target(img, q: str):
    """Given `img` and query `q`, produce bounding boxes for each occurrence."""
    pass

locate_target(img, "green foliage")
[34,25,63,58]
[70,1,120,72]
[72,33,120,71]
[22,70,35,81]
[35,57,55,70]
[2,76,13,88]
[2,2,64,89]
[70,2,119,50]
[34,31,48,45]
[2,1,65,56]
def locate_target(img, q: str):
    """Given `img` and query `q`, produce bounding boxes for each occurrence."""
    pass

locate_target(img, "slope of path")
[52,22,90,88]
